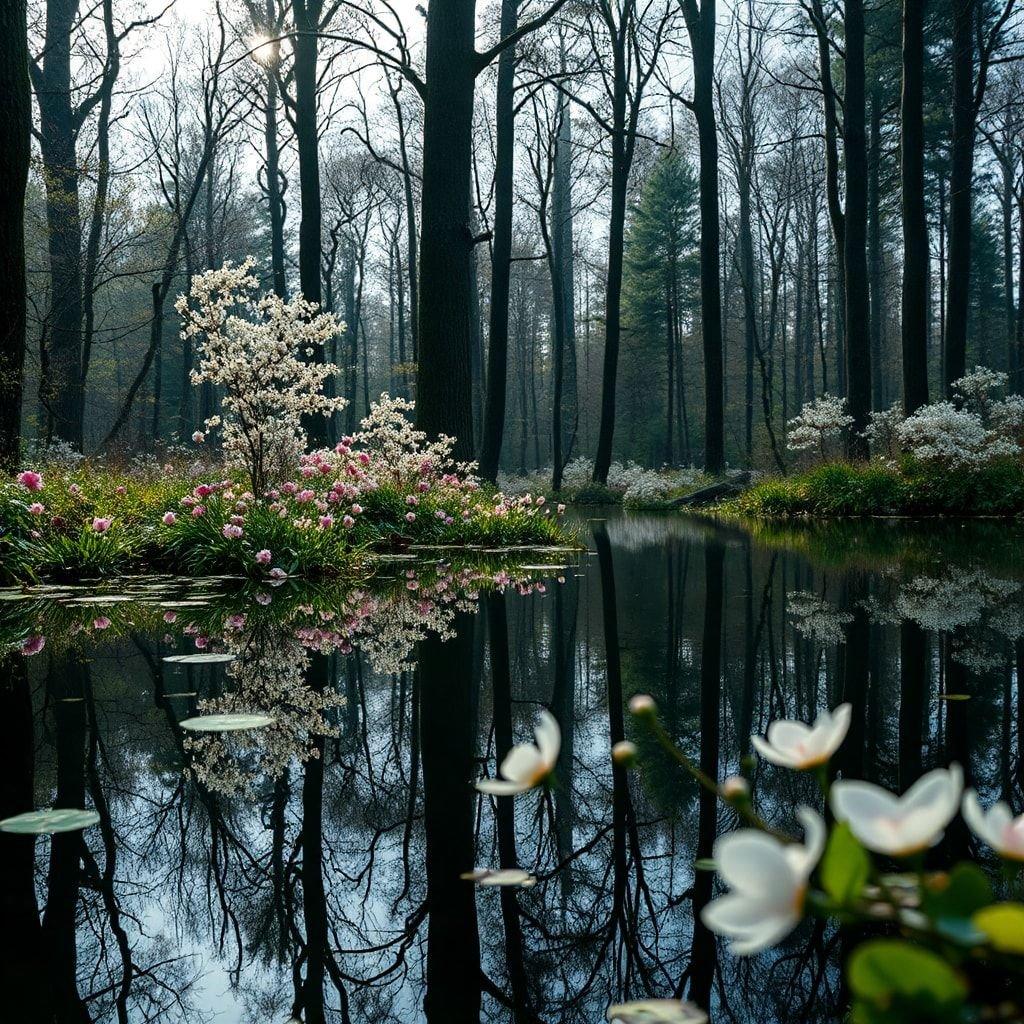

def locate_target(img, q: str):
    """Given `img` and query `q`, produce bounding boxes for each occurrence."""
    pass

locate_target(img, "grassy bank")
[726,458,1024,519]
[1,462,571,583]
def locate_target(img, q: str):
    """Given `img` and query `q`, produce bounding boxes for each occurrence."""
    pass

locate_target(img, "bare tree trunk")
[843,0,871,457]
[944,0,974,392]
[0,0,30,467]
[901,0,930,413]
[415,0,477,460]
[684,0,725,474]
[478,0,517,481]
[32,0,85,448]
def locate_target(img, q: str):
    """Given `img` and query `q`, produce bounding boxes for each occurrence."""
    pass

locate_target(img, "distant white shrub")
[786,394,853,455]
[895,401,1017,469]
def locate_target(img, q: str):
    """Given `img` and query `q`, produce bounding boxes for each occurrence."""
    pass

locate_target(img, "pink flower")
[417,481,430,493]
[282,482,297,494]
[296,489,315,503]
[226,614,246,631]
[162,511,177,526]
[92,616,111,630]
[194,636,209,649]
[20,635,45,657]
[163,611,177,623]
[28,502,44,515]
[269,567,287,580]
[405,511,416,523]
[557,503,566,515]
[229,514,244,526]
[301,465,316,478]
[194,484,214,498]
[191,505,205,517]
[342,515,355,529]
[68,483,81,497]
[319,515,334,529]
[255,592,272,605]
[350,503,363,515]
[116,485,127,496]
[222,523,243,539]
[92,517,112,533]
[358,452,370,466]
[255,549,272,565]
[406,494,419,506]
[192,431,205,443]
[17,471,43,492]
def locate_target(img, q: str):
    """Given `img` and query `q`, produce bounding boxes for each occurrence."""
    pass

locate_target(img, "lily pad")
[0,808,100,834]
[180,713,276,732]
[163,653,236,665]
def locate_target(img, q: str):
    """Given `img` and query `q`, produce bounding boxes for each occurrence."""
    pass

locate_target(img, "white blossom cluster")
[788,591,853,646]
[175,258,347,492]
[786,394,854,454]
[344,393,477,489]
[789,369,1024,468]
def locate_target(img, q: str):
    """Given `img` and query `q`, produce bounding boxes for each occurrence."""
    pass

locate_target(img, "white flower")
[751,703,851,770]
[962,790,1024,861]
[607,1000,707,1023]
[831,764,963,857]
[701,806,825,955]
[476,710,560,795]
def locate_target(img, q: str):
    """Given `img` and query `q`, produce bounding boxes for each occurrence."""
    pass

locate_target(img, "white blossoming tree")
[786,394,854,458]
[176,258,347,493]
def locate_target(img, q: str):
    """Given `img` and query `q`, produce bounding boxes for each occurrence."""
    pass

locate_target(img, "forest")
[8,3,1024,1024]
[2,0,1023,487]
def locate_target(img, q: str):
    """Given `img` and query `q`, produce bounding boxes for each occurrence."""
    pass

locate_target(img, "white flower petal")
[714,830,793,897]
[501,744,545,784]
[534,709,561,766]
[475,778,530,795]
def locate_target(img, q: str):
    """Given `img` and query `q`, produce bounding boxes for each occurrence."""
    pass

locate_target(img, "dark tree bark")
[683,0,725,474]
[843,0,871,458]
[293,0,329,444]
[479,0,517,482]
[32,0,86,448]
[415,0,478,461]
[868,86,884,409]
[901,0,930,413]
[0,0,30,468]
[807,0,847,377]
[944,0,975,392]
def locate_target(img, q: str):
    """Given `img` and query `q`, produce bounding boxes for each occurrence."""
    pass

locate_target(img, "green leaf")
[848,940,967,1015]
[693,858,716,872]
[821,822,870,906]
[924,863,993,920]
[973,902,1024,954]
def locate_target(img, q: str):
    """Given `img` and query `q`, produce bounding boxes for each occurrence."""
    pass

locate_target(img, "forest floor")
[1,462,573,583]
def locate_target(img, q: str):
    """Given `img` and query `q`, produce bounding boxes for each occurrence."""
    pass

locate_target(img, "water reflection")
[2,515,1024,1022]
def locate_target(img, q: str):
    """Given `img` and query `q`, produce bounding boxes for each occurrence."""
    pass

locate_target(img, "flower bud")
[628,694,657,718]
[721,775,749,800]
[611,740,638,768]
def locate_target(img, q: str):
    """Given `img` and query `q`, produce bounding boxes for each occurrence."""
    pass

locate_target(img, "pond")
[2,512,1022,1023]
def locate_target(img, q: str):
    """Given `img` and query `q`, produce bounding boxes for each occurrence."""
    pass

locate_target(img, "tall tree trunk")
[0,0,30,468]
[868,86,885,409]
[843,0,871,457]
[33,0,85,449]
[684,1,725,474]
[415,0,477,460]
[293,0,329,445]
[263,7,287,300]
[901,0,930,413]
[479,0,515,482]
[592,27,629,485]
[551,58,575,491]
[944,0,975,393]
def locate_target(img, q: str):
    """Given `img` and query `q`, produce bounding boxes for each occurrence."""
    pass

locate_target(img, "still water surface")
[2,512,1023,1023]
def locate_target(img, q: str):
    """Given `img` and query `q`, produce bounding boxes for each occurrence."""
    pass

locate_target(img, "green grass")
[729,458,1024,520]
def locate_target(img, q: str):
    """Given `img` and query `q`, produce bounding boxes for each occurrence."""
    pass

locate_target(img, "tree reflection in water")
[1,515,1024,1022]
